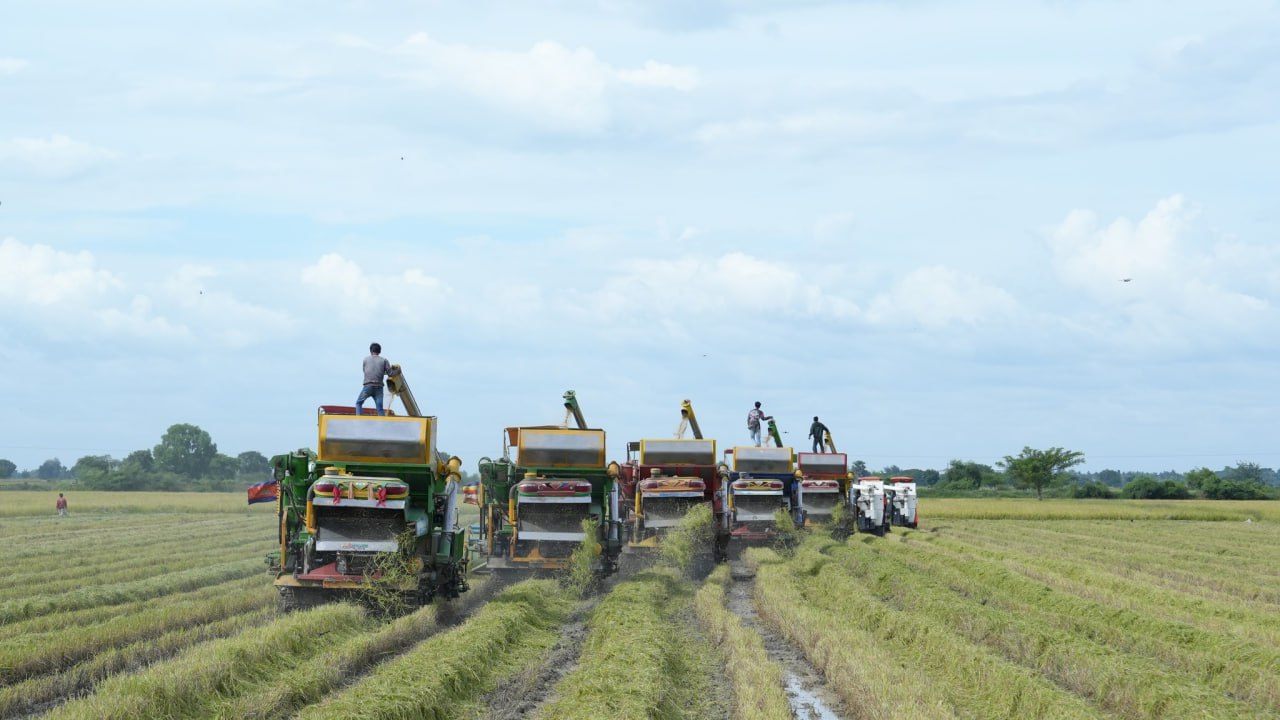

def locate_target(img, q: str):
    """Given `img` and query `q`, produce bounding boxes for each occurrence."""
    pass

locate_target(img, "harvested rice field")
[2,492,1276,719]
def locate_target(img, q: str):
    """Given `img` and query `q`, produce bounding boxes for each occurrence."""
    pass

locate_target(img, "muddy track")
[475,597,596,720]
[727,562,847,720]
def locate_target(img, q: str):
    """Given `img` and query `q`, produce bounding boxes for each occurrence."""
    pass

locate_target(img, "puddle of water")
[785,672,841,720]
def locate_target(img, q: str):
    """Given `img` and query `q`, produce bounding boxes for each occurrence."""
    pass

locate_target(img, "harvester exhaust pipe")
[793,471,804,525]
[439,473,460,558]
[607,461,621,543]
[717,464,731,531]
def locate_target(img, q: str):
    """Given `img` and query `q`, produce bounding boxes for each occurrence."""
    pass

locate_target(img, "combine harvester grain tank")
[619,399,730,561]
[474,391,623,576]
[267,367,469,611]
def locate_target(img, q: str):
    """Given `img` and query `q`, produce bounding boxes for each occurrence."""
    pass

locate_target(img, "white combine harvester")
[850,476,890,536]
[886,476,919,529]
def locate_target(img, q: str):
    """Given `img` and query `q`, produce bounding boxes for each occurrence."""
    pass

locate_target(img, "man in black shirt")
[809,416,829,453]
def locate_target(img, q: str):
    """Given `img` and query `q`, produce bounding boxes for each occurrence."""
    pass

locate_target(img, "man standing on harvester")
[747,401,772,447]
[355,342,391,415]
[809,416,829,453]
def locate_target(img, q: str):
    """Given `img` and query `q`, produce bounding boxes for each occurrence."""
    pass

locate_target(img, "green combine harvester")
[266,368,469,611]
[474,390,623,576]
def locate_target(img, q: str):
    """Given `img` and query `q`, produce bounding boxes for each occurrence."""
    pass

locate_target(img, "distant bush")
[1121,476,1191,500]
[1199,478,1273,500]
[1071,481,1116,499]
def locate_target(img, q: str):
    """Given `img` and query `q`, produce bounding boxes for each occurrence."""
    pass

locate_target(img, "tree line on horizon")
[0,432,1274,500]
[0,422,481,492]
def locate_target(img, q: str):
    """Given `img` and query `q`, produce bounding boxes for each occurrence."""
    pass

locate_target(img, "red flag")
[247,480,277,505]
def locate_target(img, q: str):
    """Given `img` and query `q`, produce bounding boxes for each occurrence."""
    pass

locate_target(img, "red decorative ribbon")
[375,485,388,507]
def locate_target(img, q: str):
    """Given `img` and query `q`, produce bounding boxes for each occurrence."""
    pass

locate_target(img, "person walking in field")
[355,342,392,416]
[56,493,67,517]
[809,416,830,453]
[747,402,773,447]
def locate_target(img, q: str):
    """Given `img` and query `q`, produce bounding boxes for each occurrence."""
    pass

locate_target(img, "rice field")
[2,492,1277,719]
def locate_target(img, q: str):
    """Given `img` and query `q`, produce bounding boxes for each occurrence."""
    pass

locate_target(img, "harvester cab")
[726,444,800,543]
[619,399,730,560]
[475,391,623,576]
[887,476,919,528]
[850,476,890,536]
[269,372,469,612]
[795,452,850,525]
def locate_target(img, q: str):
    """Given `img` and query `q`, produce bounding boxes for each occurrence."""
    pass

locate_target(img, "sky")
[2,0,1278,476]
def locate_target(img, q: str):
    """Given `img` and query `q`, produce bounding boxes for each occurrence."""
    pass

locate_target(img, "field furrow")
[42,603,369,720]
[693,565,793,720]
[0,606,276,719]
[755,541,1107,719]
[920,527,1280,639]
[0,576,277,685]
[296,580,573,720]
[872,533,1280,711]
[0,558,267,624]
[818,536,1269,719]
[536,568,724,720]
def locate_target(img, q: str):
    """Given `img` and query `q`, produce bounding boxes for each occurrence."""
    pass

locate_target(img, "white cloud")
[396,33,698,131]
[0,57,28,75]
[157,265,293,347]
[1048,195,1279,347]
[616,61,699,91]
[300,253,449,329]
[0,134,118,179]
[95,296,192,342]
[863,266,1019,328]
[0,238,121,306]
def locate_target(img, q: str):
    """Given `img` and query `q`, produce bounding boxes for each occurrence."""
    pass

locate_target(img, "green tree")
[850,460,869,478]
[154,424,217,478]
[120,449,155,473]
[36,458,66,480]
[237,451,269,478]
[999,447,1085,500]
[0,459,15,479]
[72,455,113,481]
[1097,469,1124,487]
[208,453,238,480]
[940,460,995,490]
[1223,462,1263,483]
[1184,467,1216,493]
